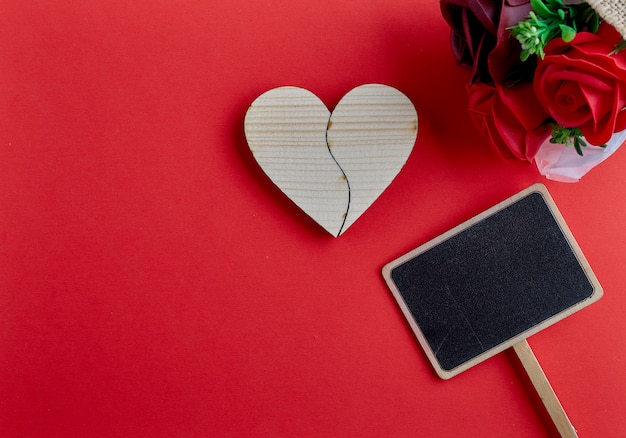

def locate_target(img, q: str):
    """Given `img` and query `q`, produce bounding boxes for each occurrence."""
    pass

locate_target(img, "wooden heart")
[244,84,417,237]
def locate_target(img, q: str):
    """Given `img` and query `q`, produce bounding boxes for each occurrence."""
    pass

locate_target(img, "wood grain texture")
[244,84,417,237]
[513,340,578,438]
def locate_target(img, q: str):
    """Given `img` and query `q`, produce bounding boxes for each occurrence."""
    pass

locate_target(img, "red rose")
[467,81,551,161]
[440,0,533,85]
[487,0,535,84]
[440,0,500,84]
[534,23,626,146]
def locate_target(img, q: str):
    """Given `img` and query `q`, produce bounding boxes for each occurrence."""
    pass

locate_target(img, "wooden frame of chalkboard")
[382,184,602,380]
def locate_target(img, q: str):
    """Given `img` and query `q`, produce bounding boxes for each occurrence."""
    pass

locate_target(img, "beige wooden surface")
[513,339,578,438]
[244,84,417,237]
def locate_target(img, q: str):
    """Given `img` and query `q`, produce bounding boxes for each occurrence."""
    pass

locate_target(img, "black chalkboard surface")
[383,184,602,379]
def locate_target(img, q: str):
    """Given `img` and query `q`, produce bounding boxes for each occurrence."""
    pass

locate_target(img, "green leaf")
[550,124,590,155]
[610,40,626,55]
[590,12,600,33]
[560,24,577,42]
[531,0,556,19]
[546,0,563,7]
[574,137,584,156]
[520,49,531,62]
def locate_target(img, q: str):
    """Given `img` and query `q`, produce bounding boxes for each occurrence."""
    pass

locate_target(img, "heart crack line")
[325,120,350,236]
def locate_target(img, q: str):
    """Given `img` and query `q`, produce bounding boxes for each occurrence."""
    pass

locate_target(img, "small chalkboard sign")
[383,184,602,436]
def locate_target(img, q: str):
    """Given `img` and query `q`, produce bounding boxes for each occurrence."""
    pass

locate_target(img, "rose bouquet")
[440,0,626,181]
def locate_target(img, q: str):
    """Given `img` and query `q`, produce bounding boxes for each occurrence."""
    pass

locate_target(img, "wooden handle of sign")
[512,340,578,438]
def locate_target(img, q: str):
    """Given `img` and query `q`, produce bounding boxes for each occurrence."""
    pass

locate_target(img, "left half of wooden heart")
[244,87,350,237]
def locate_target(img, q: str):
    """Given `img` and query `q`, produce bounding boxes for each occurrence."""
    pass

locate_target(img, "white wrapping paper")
[534,129,626,182]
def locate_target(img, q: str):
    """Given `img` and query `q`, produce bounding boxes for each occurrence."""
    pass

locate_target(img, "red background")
[1,1,625,437]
